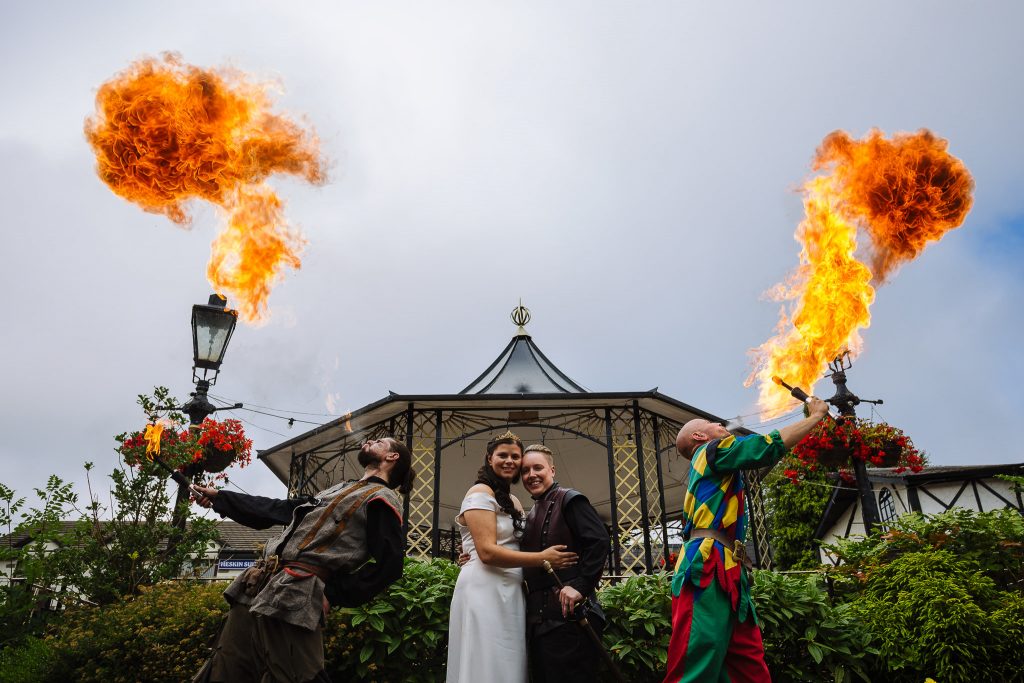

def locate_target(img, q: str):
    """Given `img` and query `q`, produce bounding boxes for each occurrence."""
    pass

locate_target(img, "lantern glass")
[192,295,237,372]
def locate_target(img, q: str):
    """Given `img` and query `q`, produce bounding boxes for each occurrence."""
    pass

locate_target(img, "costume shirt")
[213,477,404,629]
[670,431,784,623]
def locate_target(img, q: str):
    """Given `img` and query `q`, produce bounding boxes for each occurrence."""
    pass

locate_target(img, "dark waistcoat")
[521,484,583,593]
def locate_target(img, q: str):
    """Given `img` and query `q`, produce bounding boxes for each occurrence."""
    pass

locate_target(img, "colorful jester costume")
[663,431,785,683]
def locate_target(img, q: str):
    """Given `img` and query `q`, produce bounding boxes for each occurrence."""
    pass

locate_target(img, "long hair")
[388,439,415,496]
[475,432,525,534]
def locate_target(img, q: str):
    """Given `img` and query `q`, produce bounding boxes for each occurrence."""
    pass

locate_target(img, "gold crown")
[495,429,521,441]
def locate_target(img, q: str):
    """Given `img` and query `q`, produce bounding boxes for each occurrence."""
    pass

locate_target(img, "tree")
[0,388,222,643]
[0,476,78,647]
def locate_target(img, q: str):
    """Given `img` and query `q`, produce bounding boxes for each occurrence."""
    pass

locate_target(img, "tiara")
[495,429,521,441]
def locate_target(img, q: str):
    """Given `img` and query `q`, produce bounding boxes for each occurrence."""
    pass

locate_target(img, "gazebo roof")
[461,302,584,394]
[460,332,586,394]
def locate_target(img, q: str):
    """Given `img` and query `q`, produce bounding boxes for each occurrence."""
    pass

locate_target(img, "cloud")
[1,1,1023,507]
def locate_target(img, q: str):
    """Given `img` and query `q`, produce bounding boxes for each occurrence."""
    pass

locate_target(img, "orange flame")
[143,423,164,460]
[84,53,326,322]
[748,129,974,416]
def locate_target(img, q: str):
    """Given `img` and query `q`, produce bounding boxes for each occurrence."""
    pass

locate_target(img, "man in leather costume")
[191,437,413,683]
[520,444,610,683]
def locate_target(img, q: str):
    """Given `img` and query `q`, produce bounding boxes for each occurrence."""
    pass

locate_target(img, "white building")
[815,463,1024,564]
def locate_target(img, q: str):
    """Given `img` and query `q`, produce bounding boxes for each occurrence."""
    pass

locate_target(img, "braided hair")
[475,432,525,535]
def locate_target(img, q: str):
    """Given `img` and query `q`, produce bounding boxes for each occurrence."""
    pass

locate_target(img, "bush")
[752,570,877,682]
[764,461,832,569]
[324,557,459,682]
[825,507,1024,592]
[844,550,1024,683]
[0,636,56,683]
[45,581,225,683]
[598,573,672,682]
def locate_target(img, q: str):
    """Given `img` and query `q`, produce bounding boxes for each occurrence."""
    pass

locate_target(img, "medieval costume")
[521,483,609,683]
[446,492,528,683]
[664,432,784,683]
[196,477,404,683]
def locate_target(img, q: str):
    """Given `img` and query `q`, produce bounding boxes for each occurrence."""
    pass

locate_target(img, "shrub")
[0,636,57,683]
[324,557,459,682]
[824,507,1024,592]
[598,573,672,682]
[844,549,1024,683]
[752,570,877,682]
[45,581,226,683]
[764,461,832,569]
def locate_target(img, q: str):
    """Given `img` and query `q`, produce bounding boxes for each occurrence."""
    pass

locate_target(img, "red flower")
[789,418,927,477]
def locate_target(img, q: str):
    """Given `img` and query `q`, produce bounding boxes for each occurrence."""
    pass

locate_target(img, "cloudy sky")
[2,2,1021,506]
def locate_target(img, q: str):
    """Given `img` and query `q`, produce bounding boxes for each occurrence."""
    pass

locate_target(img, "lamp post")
[181,294,239,427]
[822,353,884,535]
[170,294,242,530]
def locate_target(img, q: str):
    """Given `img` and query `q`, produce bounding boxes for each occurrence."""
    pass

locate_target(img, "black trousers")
[528,621,603,683]
[194,603,330,683]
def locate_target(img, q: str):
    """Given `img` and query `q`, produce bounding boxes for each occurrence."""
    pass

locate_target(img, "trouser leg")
[252,613,328,683]
[724,615,771,682]
[663,583,732,683]
[529,621,602,683]
[197,602,261,683]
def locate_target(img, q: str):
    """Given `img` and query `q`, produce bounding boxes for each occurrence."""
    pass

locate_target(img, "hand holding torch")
[772,376,840,420]
[542,560,626,683]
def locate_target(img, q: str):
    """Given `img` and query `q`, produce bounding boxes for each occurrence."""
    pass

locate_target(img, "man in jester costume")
[664,397,829,682]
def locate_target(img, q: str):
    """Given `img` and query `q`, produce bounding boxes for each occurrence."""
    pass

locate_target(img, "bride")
[446,431,577,683]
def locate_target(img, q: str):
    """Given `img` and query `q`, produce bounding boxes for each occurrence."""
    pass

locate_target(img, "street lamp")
[182,294,239,427]
[169,294,241,532]
[191,293,238,384]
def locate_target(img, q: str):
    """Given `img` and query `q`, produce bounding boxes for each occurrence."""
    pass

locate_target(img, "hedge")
[6,517,1023,683]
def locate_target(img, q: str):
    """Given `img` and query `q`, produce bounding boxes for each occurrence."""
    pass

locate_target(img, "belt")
[281,560,331,581]
[688,529,753,569]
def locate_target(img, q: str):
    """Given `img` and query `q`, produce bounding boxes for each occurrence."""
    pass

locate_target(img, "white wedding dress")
[445,492,528,683]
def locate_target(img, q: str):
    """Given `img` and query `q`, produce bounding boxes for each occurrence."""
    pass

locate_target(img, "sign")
[218,559,255,571]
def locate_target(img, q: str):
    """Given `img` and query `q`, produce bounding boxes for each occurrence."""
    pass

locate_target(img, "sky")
[2,1,1022,508]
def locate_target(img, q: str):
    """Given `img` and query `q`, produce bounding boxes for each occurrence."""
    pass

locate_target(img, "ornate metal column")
[632,404,654,571]
[651,414,671,560]
[431,410,443,556]
[604,408,622,575]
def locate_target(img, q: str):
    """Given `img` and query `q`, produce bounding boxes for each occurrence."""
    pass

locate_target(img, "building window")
[878,487,897,527]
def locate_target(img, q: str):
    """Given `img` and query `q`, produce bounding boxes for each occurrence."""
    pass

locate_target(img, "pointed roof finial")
[511,299,531,335]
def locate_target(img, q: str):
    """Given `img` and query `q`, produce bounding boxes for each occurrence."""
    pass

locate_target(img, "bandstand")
[259,305,774,574]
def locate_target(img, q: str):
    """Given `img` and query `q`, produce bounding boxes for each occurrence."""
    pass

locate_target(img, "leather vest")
[521,484,582,593]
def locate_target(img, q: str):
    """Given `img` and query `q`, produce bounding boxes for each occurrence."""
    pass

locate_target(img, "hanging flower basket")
[193,418,253,473]
[789,418,926,481]
[119,417,253,477]
[815,447,855,468]
[201,443,238,472]
[871,444,903,468]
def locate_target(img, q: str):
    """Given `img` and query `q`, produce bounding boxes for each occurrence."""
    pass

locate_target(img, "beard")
[358,446,383,469]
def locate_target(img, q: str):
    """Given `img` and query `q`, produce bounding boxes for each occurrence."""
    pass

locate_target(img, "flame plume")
[84,53,326,322]
[747,129,974,416]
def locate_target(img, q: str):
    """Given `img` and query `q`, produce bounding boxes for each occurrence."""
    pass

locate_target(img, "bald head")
[676,419,730,459]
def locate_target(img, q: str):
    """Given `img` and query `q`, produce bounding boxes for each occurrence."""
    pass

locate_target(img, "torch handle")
[151,455,192,487]
[789,386,812,403]
[772,375,839,420]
